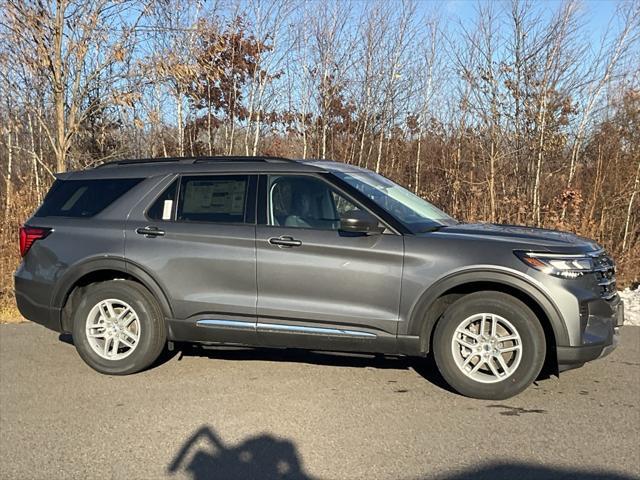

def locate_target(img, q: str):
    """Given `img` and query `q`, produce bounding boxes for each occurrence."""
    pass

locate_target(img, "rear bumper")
[557,299,623,371]
[14,273,61,332]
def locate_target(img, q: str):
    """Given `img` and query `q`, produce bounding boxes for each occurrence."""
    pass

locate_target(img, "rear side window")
[177,175,250,223]
[35,178,143,218]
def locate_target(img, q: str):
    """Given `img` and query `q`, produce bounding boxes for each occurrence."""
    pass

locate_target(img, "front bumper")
[557,299,624,371]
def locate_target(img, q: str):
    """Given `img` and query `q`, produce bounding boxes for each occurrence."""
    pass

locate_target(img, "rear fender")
[52,257,173,332]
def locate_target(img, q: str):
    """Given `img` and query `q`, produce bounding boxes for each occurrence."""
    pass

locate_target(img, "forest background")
[1,0,639,317]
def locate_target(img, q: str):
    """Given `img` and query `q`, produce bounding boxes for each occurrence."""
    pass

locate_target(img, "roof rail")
[95,155,293,168]
[95,157,184,168]
[193,156,292,164]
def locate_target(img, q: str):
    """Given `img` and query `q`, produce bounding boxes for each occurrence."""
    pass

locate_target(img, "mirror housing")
[340,210,385,234]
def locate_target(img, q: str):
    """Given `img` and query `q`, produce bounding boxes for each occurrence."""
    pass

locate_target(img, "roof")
[56,156,363,181]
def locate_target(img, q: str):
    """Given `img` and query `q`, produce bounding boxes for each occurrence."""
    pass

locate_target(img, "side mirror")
[340,210,385,234]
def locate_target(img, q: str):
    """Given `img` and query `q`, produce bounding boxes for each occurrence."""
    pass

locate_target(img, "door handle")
[136,226,165,237]
[268,236,302,248]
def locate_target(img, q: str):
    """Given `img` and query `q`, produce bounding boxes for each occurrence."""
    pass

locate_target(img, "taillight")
[19,226,51,257]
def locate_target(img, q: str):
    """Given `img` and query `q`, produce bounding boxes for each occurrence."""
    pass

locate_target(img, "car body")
[14,156,624,399]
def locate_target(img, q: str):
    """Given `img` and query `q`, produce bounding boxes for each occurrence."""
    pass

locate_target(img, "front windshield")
[334,170,458,233]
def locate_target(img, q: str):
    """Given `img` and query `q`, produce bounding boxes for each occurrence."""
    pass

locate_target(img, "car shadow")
[58,333,74,345]
[426,464,636,480]
[57,332,181,369]
[172,342,456,393]
[57,334,550,394]
[169,425,637,480]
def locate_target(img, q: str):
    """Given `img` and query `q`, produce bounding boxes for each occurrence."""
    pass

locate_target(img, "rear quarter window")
[147,180,178,220]
[35,178,143,218]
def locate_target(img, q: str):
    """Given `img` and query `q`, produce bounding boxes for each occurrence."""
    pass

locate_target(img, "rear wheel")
[72,280,166,375]
[433,291,546,400]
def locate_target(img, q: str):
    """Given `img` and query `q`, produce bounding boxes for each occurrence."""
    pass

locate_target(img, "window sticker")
[182,180,245,214]
[162,200,173,220]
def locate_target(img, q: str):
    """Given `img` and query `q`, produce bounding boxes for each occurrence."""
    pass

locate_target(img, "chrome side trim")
[196,319,377,338]
[196,319,255,329]
[256,322,376,338]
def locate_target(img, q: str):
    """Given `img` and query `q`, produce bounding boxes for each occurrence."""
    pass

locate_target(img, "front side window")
[177,175,250,223]
[333,170,458,233]
[268,175,362,230]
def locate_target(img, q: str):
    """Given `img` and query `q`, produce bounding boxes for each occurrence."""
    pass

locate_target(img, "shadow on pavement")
[175,342,455,393]
[58,332,181,368]
[168,425,636,480]
[425,464,637,480]
[168,425,316,480]
[59,333,557,394]
[58,332,74,345]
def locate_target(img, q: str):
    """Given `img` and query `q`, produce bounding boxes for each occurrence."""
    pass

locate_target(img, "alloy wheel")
[85,299,141,360]
[450,313,523,384]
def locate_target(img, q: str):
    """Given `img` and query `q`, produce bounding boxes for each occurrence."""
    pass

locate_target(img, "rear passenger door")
[124,173,258,342]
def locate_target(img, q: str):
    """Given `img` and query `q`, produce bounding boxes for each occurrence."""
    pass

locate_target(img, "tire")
[432,291,546,400]
[72,280,167,375]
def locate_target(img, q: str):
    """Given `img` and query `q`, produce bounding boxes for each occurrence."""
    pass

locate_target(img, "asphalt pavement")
[1,322,639,480]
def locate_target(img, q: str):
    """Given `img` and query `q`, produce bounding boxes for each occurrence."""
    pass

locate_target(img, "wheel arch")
[53,258,173,332]
[408,269,569,358]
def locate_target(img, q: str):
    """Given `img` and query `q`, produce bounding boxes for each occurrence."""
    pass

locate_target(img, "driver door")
[255,174,404,352]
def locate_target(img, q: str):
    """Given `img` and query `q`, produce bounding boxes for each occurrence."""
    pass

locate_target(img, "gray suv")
[15,156,624,399]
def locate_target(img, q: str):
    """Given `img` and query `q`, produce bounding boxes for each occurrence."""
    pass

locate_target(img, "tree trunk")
[252,109,262,156]
[27,114,41,200]
[532,87,549,226]
[622,158,640,251]
[301,114,308,159]
[176,92,184,157]
[414,130,422,194]
[52,0,67,172]
[357,114,368,167]
[375,122,385,173]
[207,84,213,156]
[4,127,13,222]
[489,139,497,223]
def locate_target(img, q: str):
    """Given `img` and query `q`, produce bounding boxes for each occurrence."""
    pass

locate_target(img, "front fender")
[406,267,570,349]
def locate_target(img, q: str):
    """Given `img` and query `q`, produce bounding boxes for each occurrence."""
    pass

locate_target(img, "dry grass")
[1,190,41,320]
[0,177,637,318]
[0,305,25,324]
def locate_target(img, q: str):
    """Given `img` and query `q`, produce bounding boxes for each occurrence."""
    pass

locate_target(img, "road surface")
[1,323,638,479]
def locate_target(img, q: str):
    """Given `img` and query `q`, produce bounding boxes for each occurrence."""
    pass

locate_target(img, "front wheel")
[72,280,166,375]
[433,291,546,400]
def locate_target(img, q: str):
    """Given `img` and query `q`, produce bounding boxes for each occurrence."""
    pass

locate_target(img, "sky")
[440,0,623,44]
[118,0,637,126]
[340,0,632,64]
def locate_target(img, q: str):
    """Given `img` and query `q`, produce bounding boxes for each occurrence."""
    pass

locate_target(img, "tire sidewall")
[72,280,164,375]
[433,292,546,400]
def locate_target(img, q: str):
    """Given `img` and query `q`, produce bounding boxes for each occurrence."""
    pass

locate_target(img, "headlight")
[515,251,594,279]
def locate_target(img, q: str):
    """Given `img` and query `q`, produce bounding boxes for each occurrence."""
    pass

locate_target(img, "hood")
[426,223,601,252]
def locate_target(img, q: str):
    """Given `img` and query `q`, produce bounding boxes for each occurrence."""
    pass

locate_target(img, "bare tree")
[413,17,443,194]
[3,0,145,171]
[2,0,640,311]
